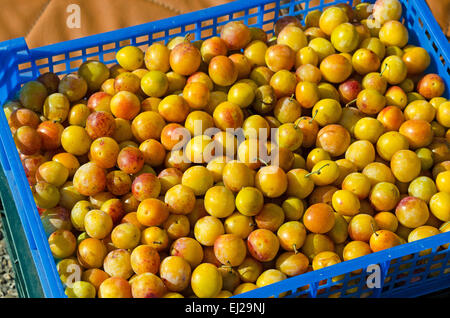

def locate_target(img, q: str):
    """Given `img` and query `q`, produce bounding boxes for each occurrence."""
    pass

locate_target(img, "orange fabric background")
[0,0,447,49]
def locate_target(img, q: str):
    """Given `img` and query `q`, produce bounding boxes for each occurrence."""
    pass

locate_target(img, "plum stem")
[293,244,298,254]
[152,241,162,245]
[345,99,357,107]
[379,63,388,77]
[309,109,318,124]
[305,163,330,178]
[224,261,233,273]
[289,93,295,102]
[371,223,379,236]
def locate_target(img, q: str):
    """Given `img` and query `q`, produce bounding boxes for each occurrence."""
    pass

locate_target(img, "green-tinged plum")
[58,74,88,102]
[19,81,48,112]
[78,60,110,92]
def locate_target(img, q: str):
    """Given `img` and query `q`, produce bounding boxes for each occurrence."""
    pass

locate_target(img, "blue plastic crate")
[0,0,449,298]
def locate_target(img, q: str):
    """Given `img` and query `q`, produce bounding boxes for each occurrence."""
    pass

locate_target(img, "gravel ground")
[0,217,18,298]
